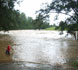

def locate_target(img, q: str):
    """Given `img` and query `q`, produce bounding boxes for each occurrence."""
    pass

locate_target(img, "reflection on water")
[0,30,78,66]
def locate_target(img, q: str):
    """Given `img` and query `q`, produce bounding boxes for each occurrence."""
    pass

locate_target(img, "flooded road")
[0,30,78,69]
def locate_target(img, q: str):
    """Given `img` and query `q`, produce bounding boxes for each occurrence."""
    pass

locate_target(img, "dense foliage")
[0,0,22,31]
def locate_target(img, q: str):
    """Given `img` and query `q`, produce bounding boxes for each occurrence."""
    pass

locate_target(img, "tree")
[33,14,50,29]
[38,0,78,31]
[18,13,33,29]
[26,17,34,29]
[0,0,23,31]
[59,21,67,31]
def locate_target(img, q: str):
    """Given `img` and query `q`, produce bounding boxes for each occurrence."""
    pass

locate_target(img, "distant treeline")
[0,0,50,31]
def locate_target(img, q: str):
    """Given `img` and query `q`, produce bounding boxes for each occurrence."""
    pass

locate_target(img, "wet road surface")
[0,62,78,70]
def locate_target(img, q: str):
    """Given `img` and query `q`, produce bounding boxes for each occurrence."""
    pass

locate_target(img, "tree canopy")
[38,0,78,31]
[0,0,22,31]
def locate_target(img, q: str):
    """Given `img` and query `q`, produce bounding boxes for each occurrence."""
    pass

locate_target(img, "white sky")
[15,0,69,25]
[15,0,52,18]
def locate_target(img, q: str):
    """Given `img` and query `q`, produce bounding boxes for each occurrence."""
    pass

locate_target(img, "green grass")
[45,27,56,30]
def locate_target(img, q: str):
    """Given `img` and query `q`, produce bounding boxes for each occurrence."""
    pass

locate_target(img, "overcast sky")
[15,0,52,18]
[15,0,68,25]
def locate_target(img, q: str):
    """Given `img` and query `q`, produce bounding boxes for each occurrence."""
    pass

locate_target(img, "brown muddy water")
[0,30,78,67]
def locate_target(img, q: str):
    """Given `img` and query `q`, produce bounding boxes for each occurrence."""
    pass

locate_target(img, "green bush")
[71,61,78,67]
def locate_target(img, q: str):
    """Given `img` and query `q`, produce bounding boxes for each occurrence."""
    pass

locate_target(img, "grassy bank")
[45,27,56,30]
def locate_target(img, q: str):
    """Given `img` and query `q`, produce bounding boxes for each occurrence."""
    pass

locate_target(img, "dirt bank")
[0,34,14,63]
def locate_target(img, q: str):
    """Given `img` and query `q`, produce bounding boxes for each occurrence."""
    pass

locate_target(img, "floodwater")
[0,30,78,69]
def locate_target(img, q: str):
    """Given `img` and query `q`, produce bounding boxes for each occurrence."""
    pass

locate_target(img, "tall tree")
[59,21,67,31]
[0,0,22,31]
[33,14,49,29]
[38,0,78,31]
